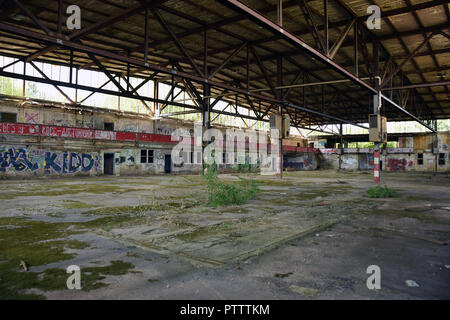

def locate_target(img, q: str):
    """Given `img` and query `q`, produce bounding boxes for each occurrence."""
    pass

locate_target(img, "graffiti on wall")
[283,155,314,170]
[387,158,413,171]
[0,148,39,172]
[44,152,99,174]
[359,154,374,170]
[341,156,358,169]
[0,147,99,174]
[155,152,165,166]
[156,125,174,135]
[25,112,39,124]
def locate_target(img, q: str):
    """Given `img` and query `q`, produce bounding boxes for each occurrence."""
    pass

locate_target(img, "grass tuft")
[203,164,259,207]
[366,185,397,198]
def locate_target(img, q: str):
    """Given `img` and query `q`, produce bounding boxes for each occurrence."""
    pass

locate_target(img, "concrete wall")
[318,152,340,170]
[0,100,204,177]
[283,153,318,171]
[1,99,449,177]
[316,147,450,172]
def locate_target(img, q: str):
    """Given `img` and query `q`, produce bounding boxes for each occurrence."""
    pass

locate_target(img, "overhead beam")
[381,94,436,133]
[249,45,277,97]
[284,102,368,129]
[297,0,325,52]
[217,0,377,95]
[12,0,51,35]
[329,18,356,59]
[382,81,450,91]
[0,21,281,105]
[25,2,149,62]
[208,42,246,79]
[28,61,74,103]
[151,8,203,77]
[382,32,436,86]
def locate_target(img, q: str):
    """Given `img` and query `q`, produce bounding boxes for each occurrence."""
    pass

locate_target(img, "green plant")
[366,185,397,198]
[203,163,259,206]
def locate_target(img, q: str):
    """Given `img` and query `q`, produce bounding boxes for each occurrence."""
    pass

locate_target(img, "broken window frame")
[417,153,423,165]
[0,112,17,123]
[140,149,154,164]
[104,122,114,131]
[438,153,446,166]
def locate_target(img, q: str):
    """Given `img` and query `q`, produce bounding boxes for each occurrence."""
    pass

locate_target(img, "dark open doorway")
[164,154,171,174]
[104,153,114,175]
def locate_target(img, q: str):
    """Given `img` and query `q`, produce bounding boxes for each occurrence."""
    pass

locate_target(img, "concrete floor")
[1,170,449,299]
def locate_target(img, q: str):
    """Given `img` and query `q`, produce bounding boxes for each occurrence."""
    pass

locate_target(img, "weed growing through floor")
[366,185,397,198]
[203,163,259,206]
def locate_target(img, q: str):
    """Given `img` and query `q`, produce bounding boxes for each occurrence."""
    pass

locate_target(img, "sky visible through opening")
[0,55,448,137]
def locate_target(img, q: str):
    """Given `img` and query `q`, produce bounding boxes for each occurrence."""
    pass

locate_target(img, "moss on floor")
[62,200,99,209]
[0,214,139,299]
[0,217,83,299]
[0,184,146,199]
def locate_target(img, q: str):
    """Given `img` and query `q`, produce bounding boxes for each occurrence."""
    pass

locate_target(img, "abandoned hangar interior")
[0,0,450,301]
[0,0,448,177]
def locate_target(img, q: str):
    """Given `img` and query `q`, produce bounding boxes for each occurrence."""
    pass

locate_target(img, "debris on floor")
[405,280,420,287]
[289,285,319,297]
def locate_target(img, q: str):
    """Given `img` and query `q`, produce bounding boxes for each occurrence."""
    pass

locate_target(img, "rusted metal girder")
[381,95,436,133]
[12,0,51,35]
[209,42,247,80]
[284,102,369,129]
[382,32,437,87]
[381,81,450,91]
[217,0,378,95]
[0,21,281,105]
[152,8,203,77]
[329,18,356,59]
[297,0,325,53]
[24,2,154,62]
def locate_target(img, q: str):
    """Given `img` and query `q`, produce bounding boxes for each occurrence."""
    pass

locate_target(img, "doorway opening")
[164,154,171,174]
[104,153,114,175]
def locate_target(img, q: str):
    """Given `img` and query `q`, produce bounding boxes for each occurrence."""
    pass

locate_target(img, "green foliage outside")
[366,185,397,198]
[202,163,259,206]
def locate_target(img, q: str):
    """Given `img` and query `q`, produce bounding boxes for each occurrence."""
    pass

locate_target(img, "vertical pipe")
[246,43,249,91]
[324,0,328,55]
[144,7,149,63]
[171,74,174,102]
[354,23,358,76]
[302,72,306,107]
[126,62,130,92]
[277,55,283,100]
[69,50,73,84]
[154,80,159,115]
[203,83,210,128]
[58,0,63,35]
[277,0,283,26]
[277,55,283,179]
[203,29,210,129]
[203,29,208,77]
[339,124,343,170]
[373,77,381,184]
[22,61,26,96]
[373,40,379,89]
[75,67,78,103]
